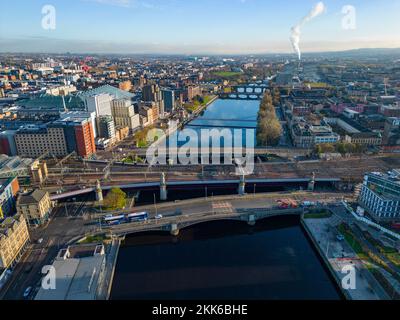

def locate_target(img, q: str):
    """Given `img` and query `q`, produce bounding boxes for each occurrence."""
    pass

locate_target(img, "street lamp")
[153,193,158,215]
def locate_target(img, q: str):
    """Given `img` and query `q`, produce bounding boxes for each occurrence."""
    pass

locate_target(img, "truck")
[277,199,298,209]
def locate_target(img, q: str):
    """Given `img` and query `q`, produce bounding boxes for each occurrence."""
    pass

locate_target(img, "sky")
[1,0,400,55]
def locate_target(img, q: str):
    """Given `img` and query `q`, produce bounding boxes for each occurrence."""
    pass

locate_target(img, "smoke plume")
[290,1,325,60]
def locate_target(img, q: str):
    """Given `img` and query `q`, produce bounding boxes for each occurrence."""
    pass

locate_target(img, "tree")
[256,91,282,146]
[103,188,127,210]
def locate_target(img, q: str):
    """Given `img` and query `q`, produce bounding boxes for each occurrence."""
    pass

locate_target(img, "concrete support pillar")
[247,214,256,226]
[308,172,315,191]
[160,172,167,201]
[170,223,179,236]
[96,180,103,203]
[238,174,246,196]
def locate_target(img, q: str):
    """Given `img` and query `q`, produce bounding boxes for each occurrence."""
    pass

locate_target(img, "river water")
[168,99,260,149]
[110,216,341,300]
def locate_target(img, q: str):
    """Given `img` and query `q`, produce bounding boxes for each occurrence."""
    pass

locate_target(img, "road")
[0,201,93,300]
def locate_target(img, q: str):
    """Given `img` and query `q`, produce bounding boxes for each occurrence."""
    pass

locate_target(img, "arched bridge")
[101,207,304,237]
[219,84,269,100]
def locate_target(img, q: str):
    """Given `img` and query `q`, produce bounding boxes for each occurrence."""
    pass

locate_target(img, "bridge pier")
[238,175,246,196]
[308,172,316,191]
[170,223,179,236]
[247,214,256,226]
[160,172,167,201]
[95,180,103,203]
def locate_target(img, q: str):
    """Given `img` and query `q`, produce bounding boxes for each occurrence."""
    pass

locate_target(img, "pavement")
[303,217,387,300]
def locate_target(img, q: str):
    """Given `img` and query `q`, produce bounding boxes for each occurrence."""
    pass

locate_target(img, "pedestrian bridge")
[100,207,304,237]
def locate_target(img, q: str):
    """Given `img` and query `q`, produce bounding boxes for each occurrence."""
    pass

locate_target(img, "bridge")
[49,177,340,201]
[219,84,269,100]
[99,207,304,237]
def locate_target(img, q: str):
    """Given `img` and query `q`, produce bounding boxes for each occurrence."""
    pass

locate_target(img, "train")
[103,212,149,225]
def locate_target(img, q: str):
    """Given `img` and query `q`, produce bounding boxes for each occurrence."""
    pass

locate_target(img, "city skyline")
[1,0,400,54]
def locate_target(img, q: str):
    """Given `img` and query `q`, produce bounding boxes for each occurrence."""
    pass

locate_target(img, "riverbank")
[301,215,388,300]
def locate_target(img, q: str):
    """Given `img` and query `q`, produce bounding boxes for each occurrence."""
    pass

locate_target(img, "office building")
[17,189,54,227]
[0,214,30,269]
[0,131,17,156]
[53,117,96,158]
[111,99,140,133]
[15,125,68,158]
[359,170,400,221]
[97,116,116,143]
[85,93,113,116]
[162,89,175,112]
[0,177,20,219]
[142,84,165,118]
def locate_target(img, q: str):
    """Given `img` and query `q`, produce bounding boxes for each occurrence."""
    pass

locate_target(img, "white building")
[85,93,113,117]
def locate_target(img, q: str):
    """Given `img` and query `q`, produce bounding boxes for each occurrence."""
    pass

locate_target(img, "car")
[336,235,345,241]
[155,214,163,220]
[23,287,32,299]
[37,238,43,244]
[24,265,33,273]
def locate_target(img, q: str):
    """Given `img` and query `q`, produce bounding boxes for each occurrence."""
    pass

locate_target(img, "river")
[110,216,341,300]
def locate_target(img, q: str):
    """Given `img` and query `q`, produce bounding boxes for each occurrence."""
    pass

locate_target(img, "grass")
[80,234,106,244]
[304,211,333,219]
[213,71,242,78]
[338,223,366,257]
[184,95,213,114]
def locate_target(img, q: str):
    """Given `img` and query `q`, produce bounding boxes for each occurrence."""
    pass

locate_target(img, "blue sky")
[1,0,400,54]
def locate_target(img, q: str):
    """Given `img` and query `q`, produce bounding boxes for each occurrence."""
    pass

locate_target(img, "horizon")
[1,0,400,55]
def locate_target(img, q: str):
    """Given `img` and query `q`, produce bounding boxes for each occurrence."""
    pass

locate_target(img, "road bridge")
[100,207,304,237]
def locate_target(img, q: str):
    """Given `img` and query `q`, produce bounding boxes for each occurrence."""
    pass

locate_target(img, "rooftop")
[35,244,105,300]
[17,189,48,205]
[77,84,135,101]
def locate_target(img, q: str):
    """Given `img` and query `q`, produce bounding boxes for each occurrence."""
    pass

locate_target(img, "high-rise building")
[111,99,140,133]
[53,117,96,158]
[85,93,113,116]
[359,170,400,221]
[162,89,175,112]
[142,84,165,118]
[97,116,116,143]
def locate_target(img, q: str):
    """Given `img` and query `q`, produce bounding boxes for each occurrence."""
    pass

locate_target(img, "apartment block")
[0,214,30,269]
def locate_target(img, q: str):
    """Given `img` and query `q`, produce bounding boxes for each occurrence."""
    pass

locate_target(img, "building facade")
[0,177,20,219]
[359,171,400,221]
[15,126,68,158]
[17,190,54,227]
[111,99,140,133]
[0,214,30,269]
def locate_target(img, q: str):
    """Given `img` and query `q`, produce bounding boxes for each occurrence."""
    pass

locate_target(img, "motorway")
[0,190,348,300]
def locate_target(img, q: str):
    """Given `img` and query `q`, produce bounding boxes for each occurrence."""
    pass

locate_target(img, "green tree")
[103,188,127,210]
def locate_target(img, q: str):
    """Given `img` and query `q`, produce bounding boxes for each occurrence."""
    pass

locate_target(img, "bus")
[103,214,125,225]
[126,212,149,223]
